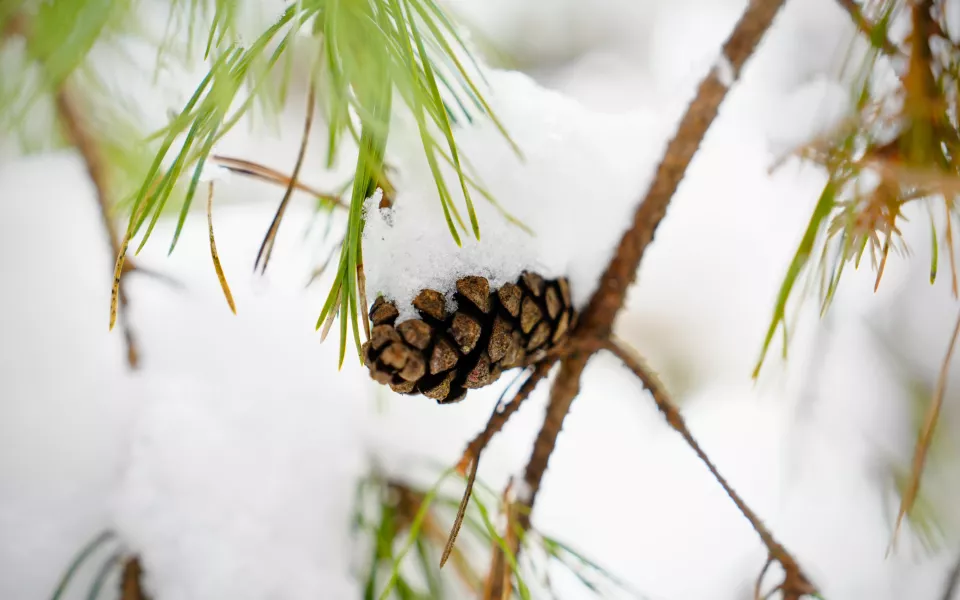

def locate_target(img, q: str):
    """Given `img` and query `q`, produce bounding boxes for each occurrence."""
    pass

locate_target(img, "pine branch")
[10,9,176,369]
[835,0,899,56]
[476,1,817,597]
[456,360,556,475]
[6,10,145,366]
[54,82,142,368]
[606,340,815,600]
[120,556,148,600]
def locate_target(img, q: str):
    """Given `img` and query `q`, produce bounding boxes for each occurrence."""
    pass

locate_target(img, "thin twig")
[483,480,520,600]
[606,340,815,599]
[54,84,141,368]
[210,154,344,208]
[890,307,960,552]
[456,360,556,475]
[834,0,899,56]
[120,556,147,600]
[443,363,553,571]
[576,0,787,340]
[254,82,316,274]
[1,12,25,40]
[478,0,803,595]
[755,554,775,600]
[482,355,585,600]
[440,454,480,569]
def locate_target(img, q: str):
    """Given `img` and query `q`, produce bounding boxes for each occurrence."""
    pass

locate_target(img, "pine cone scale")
[361,272,576,403]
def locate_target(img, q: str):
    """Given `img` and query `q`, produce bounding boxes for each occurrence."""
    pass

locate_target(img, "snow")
[364,68,667,319]
[713,53,736,88]
[3,0,960,599]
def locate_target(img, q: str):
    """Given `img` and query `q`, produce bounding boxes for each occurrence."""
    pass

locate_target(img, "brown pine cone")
[361,272,576,403]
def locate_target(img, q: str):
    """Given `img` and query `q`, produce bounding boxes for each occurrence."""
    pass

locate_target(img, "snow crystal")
[713,53,736,88]
[363,69,667,321]
[198,161,232,183]
[512,477,533,504]
[112,374,362,600]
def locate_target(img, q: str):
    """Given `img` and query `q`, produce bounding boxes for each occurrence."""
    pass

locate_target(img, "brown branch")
[577,0,787,341]
[483,480,521,600]
[120,556,148,600]
[1,13,25,40]
[834,0,899,56]
[456,360,556,475]
[482,354,588,600]
[12,12,174,368]
[54,84,141,368]
[477,0,811,596]
[606,340,815,600]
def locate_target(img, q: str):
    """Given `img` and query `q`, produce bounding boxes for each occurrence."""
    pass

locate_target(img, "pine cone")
[362,272,577,403]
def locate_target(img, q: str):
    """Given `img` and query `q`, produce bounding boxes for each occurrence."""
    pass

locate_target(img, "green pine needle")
[90,0,523,362]
[354,465,650,600]
[49,530,116,600]
[754,179,837,378]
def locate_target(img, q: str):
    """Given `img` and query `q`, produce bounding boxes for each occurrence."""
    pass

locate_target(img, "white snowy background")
[3,0,960,598]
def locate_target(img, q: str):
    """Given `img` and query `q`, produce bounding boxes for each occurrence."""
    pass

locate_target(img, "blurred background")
[3,0,960,598]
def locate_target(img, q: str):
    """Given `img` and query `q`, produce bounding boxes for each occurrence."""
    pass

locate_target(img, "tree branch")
[605,340,815,600]
[475,0,815,596]
[11,12,174,369]
[120,556,148,600]
[456,359,556,475]
[54,84,142,368]
[577,0,787,341]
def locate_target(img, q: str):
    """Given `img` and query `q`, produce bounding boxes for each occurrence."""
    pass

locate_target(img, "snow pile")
[364,68,667,320]
[113,375,360,600]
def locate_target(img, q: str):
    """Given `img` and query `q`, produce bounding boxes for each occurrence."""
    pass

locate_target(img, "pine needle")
[319,295,341,342]
[440,453,479,569]
[930,208,939,284]
[754,180,837,377]
[86,551,123,600]
[109,233,131,331]
[874,236,891,292]
[50,530,115,600]
[254,80,316,274]
[890,307,960,553]
[206,182,236,314]
[377,468,457,600]
[357,257,371,341]
[210,154,342,207]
